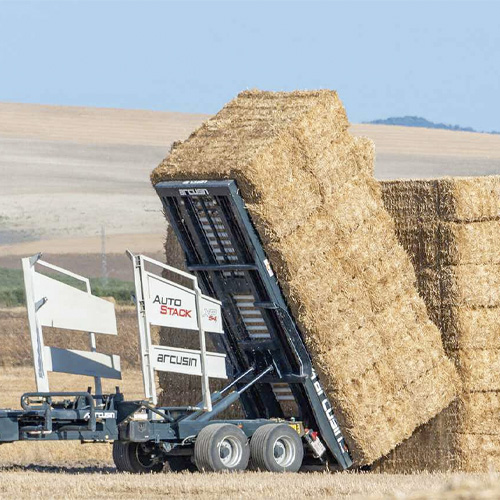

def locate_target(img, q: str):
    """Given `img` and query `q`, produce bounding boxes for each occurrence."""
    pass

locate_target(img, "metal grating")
[192,197,242,276]
[271,383,295,402]
[233,294,271,339]
[233,293,294,403]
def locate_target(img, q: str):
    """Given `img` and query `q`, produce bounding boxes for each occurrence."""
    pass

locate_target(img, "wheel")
[113,441,134,472]
[165,455,197,473]
[194,423,250,472]
[113,441,165,473]
[250,424,304,472]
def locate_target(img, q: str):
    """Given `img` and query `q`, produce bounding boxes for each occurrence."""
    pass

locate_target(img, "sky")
[0,1,499,131]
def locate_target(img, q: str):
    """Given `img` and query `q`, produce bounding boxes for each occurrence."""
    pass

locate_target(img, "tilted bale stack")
[151,89,458,465]
[379,175,500,472]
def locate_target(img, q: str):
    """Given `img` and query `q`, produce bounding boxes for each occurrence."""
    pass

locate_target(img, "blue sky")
[0,1,499,130]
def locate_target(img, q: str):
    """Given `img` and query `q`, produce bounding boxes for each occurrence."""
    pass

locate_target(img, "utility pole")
[101,226,108,286]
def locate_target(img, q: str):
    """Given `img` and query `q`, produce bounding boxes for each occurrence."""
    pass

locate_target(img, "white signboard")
[151,345,227,379]
[44,346,121,380]
[34,272,117,335]
[144,272,223,334]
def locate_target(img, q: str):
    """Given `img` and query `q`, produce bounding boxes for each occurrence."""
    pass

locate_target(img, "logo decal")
[179,188,209,196]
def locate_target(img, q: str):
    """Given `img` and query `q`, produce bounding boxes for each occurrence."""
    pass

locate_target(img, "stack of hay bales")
[151,90,458,465]
[379,176,500,472]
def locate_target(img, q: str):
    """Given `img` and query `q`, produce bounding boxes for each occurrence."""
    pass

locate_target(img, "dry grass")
[152,89,457,464]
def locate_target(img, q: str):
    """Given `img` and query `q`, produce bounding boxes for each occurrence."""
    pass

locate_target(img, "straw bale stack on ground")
[379,175,500,472]
[152,90,457,465]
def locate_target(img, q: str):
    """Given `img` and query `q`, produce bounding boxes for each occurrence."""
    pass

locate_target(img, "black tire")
[194,423,250,472]
[165,455,197,473]
[250,424,304,472]
[113,441,134,472]
[113,441,165,473]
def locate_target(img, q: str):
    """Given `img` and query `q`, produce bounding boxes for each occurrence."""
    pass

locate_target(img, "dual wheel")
[113,423,303,473]
[194,423,303,472]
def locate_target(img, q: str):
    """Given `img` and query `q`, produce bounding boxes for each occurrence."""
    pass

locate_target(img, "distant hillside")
[366,116,499,135]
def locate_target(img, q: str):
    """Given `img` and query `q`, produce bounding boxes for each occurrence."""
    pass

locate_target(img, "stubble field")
[0,368,494,500]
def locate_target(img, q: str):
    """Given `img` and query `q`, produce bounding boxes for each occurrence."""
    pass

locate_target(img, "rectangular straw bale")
[441,307,500,350]
[331,363,456,462]
[153,90,458,465]
[454,434,500,472]
[458,392,500,434]
[392,220,500,268]
[382,176,500,223]
[380,180,439,221]
[440,221,500,265]
[380,175,500,472]
[373,403,459,473]
[414,267,442,326]
[152,90,353,242]
[448,349,500,391]
[391,221,440,269]
[441,264,500,308]
[375,392,500,472]
[439,176,500,222]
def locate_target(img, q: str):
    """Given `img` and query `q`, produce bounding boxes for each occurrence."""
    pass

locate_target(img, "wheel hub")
[273,437,296,468]
[218,437,243,468]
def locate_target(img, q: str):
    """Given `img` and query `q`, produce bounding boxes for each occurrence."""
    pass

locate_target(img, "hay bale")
[439,176,500,222]
[152,90,458,465]
[381,180,439,221]
[382,176,500,223]
[375,392,500,472]
[441,264,500,308]
[449,349,500,392]
[373,403,459,473]
[440,221,500,265]
[441,307,500,350]
[380,175,500,472]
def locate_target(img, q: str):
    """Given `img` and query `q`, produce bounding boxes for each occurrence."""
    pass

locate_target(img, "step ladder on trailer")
[154,179,353,469]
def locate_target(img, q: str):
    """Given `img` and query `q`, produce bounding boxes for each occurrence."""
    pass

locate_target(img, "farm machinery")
[0,179,352,473]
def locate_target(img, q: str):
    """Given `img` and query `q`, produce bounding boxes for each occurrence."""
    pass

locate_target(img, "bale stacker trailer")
[0,179,352,473]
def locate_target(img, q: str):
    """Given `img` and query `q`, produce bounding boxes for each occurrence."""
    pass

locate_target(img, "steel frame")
[154,179,352,469]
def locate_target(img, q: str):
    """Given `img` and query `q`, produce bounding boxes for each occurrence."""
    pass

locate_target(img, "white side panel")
[22,257,50,392]
[34,273,117,335]
[144,272,223,334]
[44,346,121,379]
[151,345,227,379]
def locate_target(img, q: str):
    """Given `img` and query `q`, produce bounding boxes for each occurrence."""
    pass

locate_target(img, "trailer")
[0,179,353,473]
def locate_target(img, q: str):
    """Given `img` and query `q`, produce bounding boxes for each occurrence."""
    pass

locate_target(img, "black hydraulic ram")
[154,179,352,469]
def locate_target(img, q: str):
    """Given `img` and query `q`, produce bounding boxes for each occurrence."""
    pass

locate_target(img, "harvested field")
[0,371,495,499]
[2,102,500,258]
[379,175,500,472]
[152,89,458,465]
[0,468,495,500]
